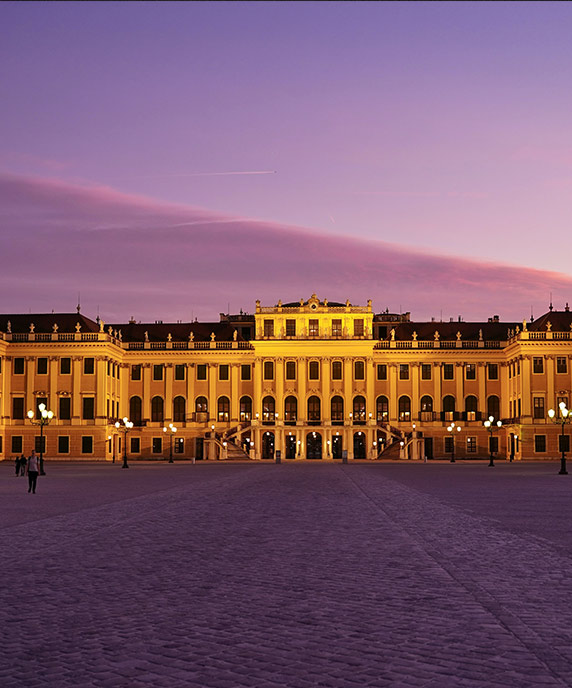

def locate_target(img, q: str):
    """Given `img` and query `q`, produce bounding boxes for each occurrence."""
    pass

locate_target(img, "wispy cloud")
[112,170,277,180]
[351,191,488,199]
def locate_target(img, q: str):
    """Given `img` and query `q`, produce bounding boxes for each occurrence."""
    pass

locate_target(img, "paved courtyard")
[2,459,572,687]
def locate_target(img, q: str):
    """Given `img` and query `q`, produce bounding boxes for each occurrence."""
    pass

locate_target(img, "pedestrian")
[19,454,27,476]
[15,455,20,476]
[27,450,39,494]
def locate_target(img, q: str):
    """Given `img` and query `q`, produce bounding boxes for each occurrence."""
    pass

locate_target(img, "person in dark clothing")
[15,456,20,476]
[19,455,27,477]
[27,451,39,494]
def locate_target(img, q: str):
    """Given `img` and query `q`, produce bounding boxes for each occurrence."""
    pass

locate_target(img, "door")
[353,432,366,459]
[306,432,322,460]
[424,437,433,461]
[332,436,343,459]
[285,435,297,459]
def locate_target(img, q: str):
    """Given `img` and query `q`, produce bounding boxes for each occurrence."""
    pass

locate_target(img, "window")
[309,361,320,380]
[533,397,545,419]
[173,396,186,423]
[131,364,141,380]
[443,364,454,380]
[487,396,500,421]
[466,437,477,453]
[11,436,23,454]
[376,396,389,422]
[443,395,456,419]
[174,437,184,454]
[218,396,230,422]
[421,364,432,380]
[354,361,365,380]
[263,361,274,380]
[332,319,342,337]
[557,357,568,374]
[331,396,344,423]
[353,396,366,423]
[12,398,24,420]
[262,396,276,423]
[487,363,498,380]
[241,364,251,381]
[465,364,476,380]
[465,396,478,421]
[151,396,164,423]
[219,365,229,381]
[58,436,70,454]
[14,358,25,375]
[420,395,433,412]
[240,396,252,422]
[197,364,207,380]
[263,319,274,338]
[398,396,411,422]
[444,436,454,453]
[286,319,296,337]
[534,435,546,453]
[81,436,93,454]
[131,437,141,454]
[153,365,164,381]
[399,364,409,381]
[59,397,71,420]
[152,437,162,454]
[354,319,364,337]
[130,396,142,425]
[175,364,186,381]
[309,319,319,337]
[307,396,321,424]
[332,361,342,380]
[82,397,95,420]
[559,435,570,453]
[377,364,387,380]
[37,358,48,375]
[60,357,71,375]
[195,396,208,415]
[533,357,544,374]
[286,361,296,380]
[84,358,94,375]
[284,396,297,424]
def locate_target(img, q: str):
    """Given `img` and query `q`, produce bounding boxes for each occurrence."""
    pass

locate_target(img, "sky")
[2,1,572,323]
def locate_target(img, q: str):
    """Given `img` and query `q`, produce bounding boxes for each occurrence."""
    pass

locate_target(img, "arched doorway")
[353,432,366,459]
[332,435,343,459]
[285,434,297,459]
[306,432,322,460]
[262,431,274,460]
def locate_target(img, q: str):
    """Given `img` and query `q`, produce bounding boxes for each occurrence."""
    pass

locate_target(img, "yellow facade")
[1,296,571,462]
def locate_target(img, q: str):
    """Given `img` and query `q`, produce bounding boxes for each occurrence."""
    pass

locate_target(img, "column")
[208,363,217,423]
[389,363,398,421]
[142,363,151,422]
[433,363,442,416]
[366,357,375,420]
[478,363,486,416]
[520,358,531,417]
[253,358,263,420]
[500,362,511,418]
[72,357,82,424]
[96,357,107,420]
[455,363,464,418]
[230,363,240,422]
[322,357,331,423]
[411,363,420,420]
[165,363,173,422]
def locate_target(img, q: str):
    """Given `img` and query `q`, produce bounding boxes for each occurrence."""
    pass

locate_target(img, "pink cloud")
[1,172,570,323]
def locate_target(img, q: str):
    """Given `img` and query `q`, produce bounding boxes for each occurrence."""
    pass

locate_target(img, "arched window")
[376,396,389,423]
[443,395,456,421]
[130,396,142,426]
[262,396,275,424]
[487,395,500,421]
[420,395,433,412]
[331,396,344,424]
[195,396,208,418]
[398,396,411,422]
[240,396,252,422]
[353,395,366,424]
[308,396,321,425]
[151,396,164,423]
[284,396,297,425]
[173,396,186,423]
[218,396,230,422]
[465,395,478,421]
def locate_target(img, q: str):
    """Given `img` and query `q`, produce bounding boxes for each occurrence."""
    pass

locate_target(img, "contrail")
[114,171,277,180]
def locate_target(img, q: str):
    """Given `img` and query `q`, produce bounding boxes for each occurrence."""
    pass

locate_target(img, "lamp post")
[163,423,177,463]
[548,402,570,475]
[27,403,54,476]
[115,417,133,469]
[483,416,502,467]
[447,423,461,463]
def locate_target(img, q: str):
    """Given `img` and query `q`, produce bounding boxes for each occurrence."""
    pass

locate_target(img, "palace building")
[1,294,571,462]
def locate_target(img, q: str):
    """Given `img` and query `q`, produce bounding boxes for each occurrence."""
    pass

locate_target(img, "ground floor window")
[11,436,22,454]
[130,437,141,454]
[81,436,93,454]
[466,437,477,453]
[58,436,70,454]
[174,437,184,454]
[534,435,546,453]
[152,437,162,454]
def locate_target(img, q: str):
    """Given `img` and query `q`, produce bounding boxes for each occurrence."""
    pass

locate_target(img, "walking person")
[15,455,20,476]
[19,454,27,476]
[27,450,39,494]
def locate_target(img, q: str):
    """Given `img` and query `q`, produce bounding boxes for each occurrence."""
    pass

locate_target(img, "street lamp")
[447,423,461,463]
[483,416,502,467]
[548,402,571,475]
[115,417,133,469]
[27,402,54,476]
[163,423,177,463]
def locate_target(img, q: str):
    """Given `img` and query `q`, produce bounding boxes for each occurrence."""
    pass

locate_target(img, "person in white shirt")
[27,450,39,494]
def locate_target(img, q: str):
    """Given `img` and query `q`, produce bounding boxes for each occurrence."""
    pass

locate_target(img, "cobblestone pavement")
[2,460,572,687]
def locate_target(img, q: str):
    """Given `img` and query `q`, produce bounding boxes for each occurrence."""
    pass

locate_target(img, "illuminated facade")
[1,295,571,462]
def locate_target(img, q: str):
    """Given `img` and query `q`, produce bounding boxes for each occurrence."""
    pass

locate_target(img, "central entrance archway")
[285,435,297,459]
[306,432,322,460]
[332,435,343,459]
[353,432,366,459]
[262,432,274,460]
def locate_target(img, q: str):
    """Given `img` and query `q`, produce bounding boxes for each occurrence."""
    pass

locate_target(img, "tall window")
[307,396,321,424]
[309,319,319,337]
[130,396,142,425]
[219,365,229,381]
[173,396,186,423]
[175,364,186,380]
[443,364,454,380]
[377,364,387,380]
[151,396,164,423]
[465,395,478,420]
[241,364,251,380]
[353,396,366,424]
[354,319,364,337]
[487,363,498,380]
[263,319,274,337]
[240,396,252,422]
[262,396,275,423]
[218,396,230,422]
[14,358,25,375]
[37,358,48,375]
[286,319,296,337]
[534,435,546,453]
[332,361,342,380]
[153,365,164,381]
[443,395,456,419]
[331,396,344,423]
[557,357,568,374]
[84,358,95,375]
[59,396,71,421]
[284,396,297,424]
[60,357,71,375]
[263,361,274,380]
[399,364,409,380]
[308,361,320,380]
[332,319,342,337]
[195,396,208,415]
[286,361,296,380]
[354,360,365,380]
[533,357,544,374]
[487,395,500,421]
[197,364,207,380]
[12,397,24,419]
[465,364,476,380]
[131,364,142,380]
[420,395,433,412]
[376,396,389,422]
[533,397,545,419]
[421,364,432,380]
[398,396,411,422]
[82,397,95,420]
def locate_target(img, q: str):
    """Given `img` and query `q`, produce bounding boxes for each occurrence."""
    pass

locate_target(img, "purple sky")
[2,2,572,322]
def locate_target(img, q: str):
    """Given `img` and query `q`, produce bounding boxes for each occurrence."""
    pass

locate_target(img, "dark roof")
[389,321,519,341]
[529,310,572,332]
[109,321,244,343]
[0,313,99,334]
